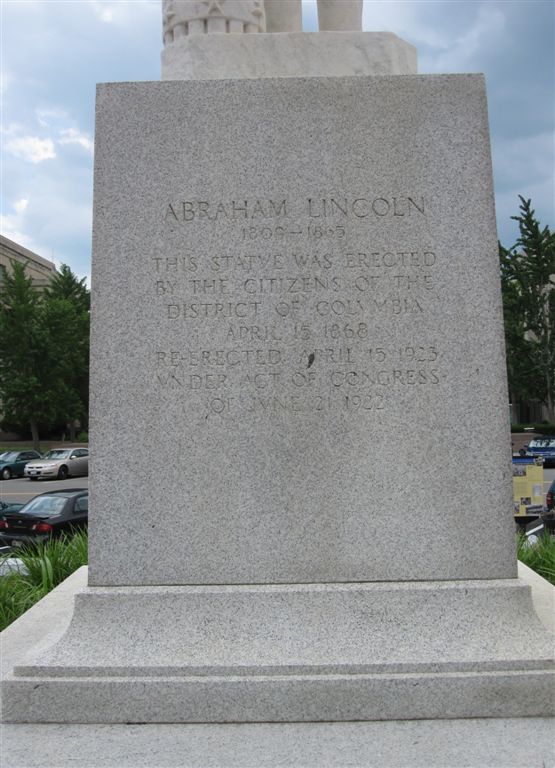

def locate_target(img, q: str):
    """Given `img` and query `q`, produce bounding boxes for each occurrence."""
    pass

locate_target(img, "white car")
[24,448,89,481]
[0,554,27,577]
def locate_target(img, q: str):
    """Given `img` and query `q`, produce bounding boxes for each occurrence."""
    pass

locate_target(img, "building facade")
[0,235,57,289]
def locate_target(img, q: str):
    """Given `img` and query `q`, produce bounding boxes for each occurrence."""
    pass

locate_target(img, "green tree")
[0,262,90,448]
[41,297,89,440]
[500,197,555,421]
[43,264,90,439]
[0,262,55,447]
[44,263,90,313]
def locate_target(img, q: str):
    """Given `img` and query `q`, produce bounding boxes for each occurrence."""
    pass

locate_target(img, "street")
[0,476,89,505]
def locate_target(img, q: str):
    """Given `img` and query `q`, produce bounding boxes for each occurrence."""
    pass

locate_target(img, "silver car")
[24,448,89,481]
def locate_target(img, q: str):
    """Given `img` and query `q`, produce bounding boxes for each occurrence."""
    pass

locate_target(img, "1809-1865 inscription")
[155,194,442,417]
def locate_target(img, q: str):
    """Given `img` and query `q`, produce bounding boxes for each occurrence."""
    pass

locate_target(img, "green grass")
[517,531,555,585]
[0,531,88,632]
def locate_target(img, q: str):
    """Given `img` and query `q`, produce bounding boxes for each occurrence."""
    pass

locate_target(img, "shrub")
[512,424,555,434]
[532,423,555,435]
[0,531,88,632]
[517,532,555,585]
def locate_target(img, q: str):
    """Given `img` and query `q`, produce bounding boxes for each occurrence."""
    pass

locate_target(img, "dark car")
[0,450,42,480]
[547,478,555,511]
[0,500,25,514]
[0,489,88,548]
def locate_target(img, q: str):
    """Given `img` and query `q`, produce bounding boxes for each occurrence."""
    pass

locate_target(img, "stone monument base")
[4,579,553,723]
[161,31,417,79]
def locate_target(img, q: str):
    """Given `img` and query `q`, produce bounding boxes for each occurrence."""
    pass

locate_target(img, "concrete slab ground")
[2,718,554,767]
[1,566,553,768]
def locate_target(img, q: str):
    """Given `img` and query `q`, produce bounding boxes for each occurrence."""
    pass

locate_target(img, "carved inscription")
[154,194,443,417]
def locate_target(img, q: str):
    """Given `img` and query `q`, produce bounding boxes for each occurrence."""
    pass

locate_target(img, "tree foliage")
[500,197,555,421]
[0,261,90,448]
[44,263,90,313]
[43,264,90,438]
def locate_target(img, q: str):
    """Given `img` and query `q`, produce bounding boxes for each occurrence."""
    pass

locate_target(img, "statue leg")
[264,0,302,32]
[317,0,363,31]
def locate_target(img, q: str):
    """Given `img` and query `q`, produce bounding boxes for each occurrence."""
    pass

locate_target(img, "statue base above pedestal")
[161,31,417,80]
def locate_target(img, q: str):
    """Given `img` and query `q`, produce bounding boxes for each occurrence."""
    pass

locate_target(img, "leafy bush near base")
[530,424,555,435]
[517,533,555,585]
[0,531,88,632]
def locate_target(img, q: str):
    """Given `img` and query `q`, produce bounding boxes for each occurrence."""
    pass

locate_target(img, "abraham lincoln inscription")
[157,192,437,418]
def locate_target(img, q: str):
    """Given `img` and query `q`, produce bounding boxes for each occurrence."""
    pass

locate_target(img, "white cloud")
[36,106,69,128]
[1,121,25,137]
[4,136,56,163]
[17,183,93,242]
[88,0,158,27]
[0,198,45,257]
[89,0,114,23]
[14,198,29,214]
[59,128,94,153]
[1,187,93,268]
[32,109,94,152]
[363,1,445,48]
[0,213,44,255]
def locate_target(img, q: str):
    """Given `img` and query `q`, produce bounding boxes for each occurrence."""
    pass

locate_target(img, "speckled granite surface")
[88,75,514,587]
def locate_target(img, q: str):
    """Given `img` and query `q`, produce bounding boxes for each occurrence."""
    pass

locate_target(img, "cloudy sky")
[1,0,553,282]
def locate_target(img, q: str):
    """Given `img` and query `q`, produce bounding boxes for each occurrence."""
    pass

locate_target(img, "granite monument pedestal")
[3,74,553,723]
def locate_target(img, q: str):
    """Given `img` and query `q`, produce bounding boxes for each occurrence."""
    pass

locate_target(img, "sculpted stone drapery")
[163,0,363,43]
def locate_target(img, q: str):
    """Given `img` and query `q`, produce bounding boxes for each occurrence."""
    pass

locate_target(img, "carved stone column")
[264,0,302,33]
[317,0,363,31]
[163,0,265,43]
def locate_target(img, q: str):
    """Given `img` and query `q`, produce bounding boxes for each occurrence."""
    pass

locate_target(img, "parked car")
[0,500,25,515]
[0,489,88,547]
[523,437,555,468]
[24,448,89,481]
[0,450,42,480]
